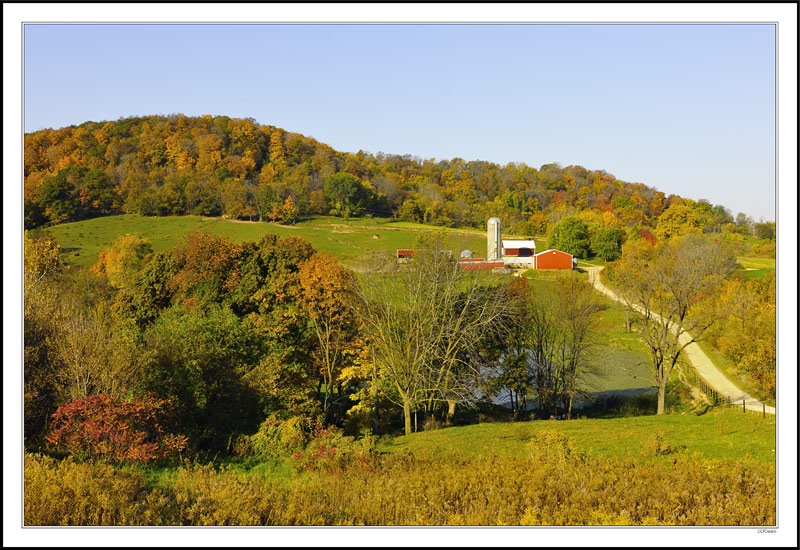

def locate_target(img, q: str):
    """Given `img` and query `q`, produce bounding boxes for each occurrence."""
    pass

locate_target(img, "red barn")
[501,240,536,257]
[534,249,574,270]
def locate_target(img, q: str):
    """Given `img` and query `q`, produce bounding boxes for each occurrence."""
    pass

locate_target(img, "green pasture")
[38,214,489,270]
[737,256,776,270]
[736,256,776,280]
[382,407,775,464]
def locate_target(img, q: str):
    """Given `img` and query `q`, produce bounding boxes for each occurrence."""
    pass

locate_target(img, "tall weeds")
[24,447,775,526]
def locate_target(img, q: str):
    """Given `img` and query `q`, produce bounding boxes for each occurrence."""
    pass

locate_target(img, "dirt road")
[585,266,775,415]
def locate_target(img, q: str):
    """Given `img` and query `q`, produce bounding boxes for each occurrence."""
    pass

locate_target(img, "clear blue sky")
[24,24,776,221]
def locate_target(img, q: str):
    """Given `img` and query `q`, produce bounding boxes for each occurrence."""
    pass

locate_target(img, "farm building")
[396,218,573,271]
[501,239,536,257]
[501,239,537,268]
[396,249,414,263]
[534,249,575,270]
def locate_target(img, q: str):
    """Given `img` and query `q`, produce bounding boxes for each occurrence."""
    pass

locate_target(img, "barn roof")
[501,240,537,248]
[534,248,572,257]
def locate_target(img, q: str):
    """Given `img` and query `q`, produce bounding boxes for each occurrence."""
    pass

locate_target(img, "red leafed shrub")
[46,393,187,463]
[639,229,658,246]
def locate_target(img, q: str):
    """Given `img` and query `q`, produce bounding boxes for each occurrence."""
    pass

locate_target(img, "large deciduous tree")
[324,172,364,220]
[590,227,626,261]
[548,216,590,259]
[353,238,512,435]
[297,252,359,418]
[611,233,737,414]
[496,273,602,419]
[655,204,701,240]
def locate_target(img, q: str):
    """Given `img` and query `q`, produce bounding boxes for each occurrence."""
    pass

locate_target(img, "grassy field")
[736,256,776,280]
[382,407,775,464]
[37,214,495,270]
[36,214,556,270]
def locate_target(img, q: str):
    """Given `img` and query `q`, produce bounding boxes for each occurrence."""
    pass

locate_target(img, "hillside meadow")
[37,213,772,282]
[35,214,500,270]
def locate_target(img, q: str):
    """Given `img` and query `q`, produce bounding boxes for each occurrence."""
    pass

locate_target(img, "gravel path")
[585,266,775,415]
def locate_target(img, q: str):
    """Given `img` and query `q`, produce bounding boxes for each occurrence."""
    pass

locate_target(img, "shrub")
[646,428,675,456]
[750,241,776,258]
[45,393,187,463]
[422,416,444,431]
[289,425,378,474]
[234,415,315,459]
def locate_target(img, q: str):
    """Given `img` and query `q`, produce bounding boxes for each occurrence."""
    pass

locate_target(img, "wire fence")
[690,370,773,418]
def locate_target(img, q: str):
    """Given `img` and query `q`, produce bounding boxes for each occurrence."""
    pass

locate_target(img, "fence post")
[762,403,765,418]
[742,398,746,413]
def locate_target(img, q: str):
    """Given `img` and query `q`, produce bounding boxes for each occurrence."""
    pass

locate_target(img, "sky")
[24,23,777,221]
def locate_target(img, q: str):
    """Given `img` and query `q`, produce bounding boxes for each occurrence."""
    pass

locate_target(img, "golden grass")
[25,442,775,526]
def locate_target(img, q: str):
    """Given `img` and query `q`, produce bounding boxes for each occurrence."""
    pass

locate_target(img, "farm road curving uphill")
[585,266,775,415]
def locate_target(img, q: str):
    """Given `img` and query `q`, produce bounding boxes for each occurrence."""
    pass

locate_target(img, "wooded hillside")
[24,114,762,237]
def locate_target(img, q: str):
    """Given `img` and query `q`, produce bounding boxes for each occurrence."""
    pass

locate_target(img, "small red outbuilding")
[534,249,574,270]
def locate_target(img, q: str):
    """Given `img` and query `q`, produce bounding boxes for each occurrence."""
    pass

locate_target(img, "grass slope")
[382,407,775,464]
[736,256,776,280]
[40,214,492,269]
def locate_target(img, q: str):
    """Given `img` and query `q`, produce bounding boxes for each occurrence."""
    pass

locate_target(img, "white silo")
[487,217,501,260]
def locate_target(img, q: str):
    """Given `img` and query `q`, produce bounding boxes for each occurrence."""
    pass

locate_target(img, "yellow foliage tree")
[91,234,152,289]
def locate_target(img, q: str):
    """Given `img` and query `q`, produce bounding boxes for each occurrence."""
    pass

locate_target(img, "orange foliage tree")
[298,252,359,417]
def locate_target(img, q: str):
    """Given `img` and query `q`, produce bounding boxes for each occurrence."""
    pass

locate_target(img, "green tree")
[396,199,422,223]
[143,304,263,450]
[753,221,775,240]
[324,172,364,220]
[548,217,590,259]
[590,227,626,261]
[37,168,82,224]
[281,195,299,225]
[734,212,753,236]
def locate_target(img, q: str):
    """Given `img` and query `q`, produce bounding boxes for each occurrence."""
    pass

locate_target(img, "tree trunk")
[414,410,418,433]
[656,380,667,415]
[373,382,379,436]
[403,399,412,436]
[567,393,574,420]
[447,399,456,420]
